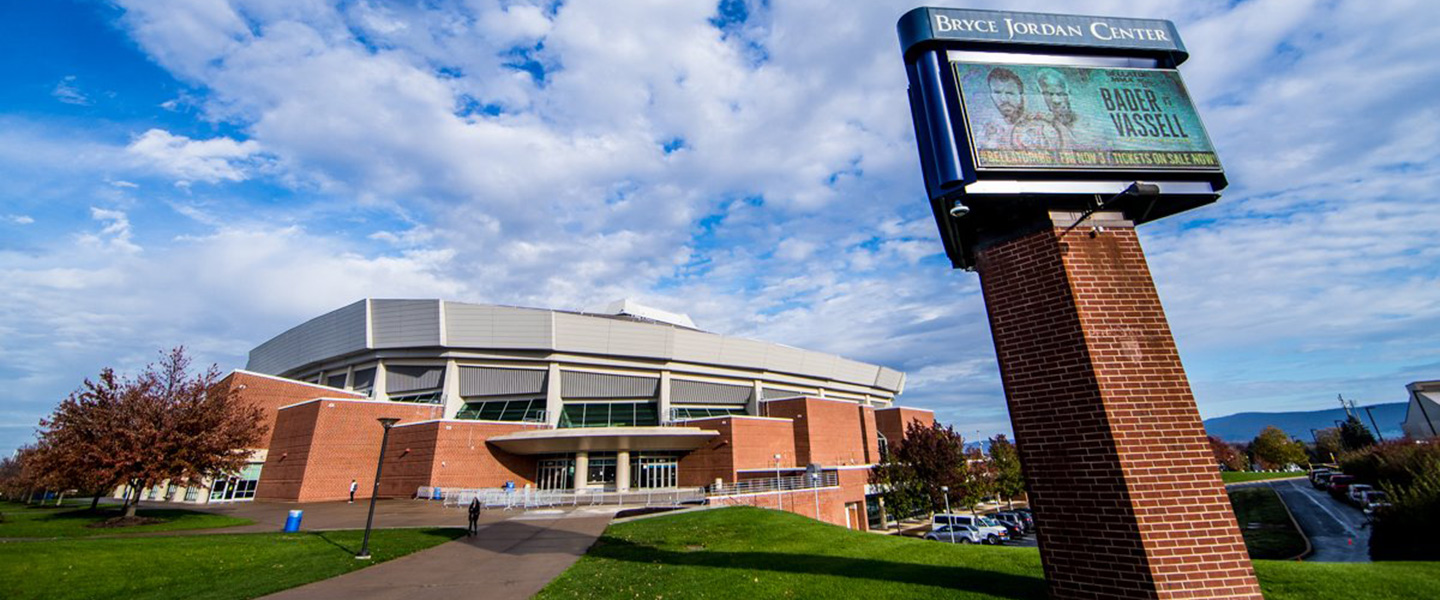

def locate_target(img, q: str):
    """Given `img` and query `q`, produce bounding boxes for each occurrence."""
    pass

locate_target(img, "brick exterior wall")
[975,215,1261,600]
[765,397,875,466]
[257,399,443,502]
[215,371,365,448]
[251,386,909,534]
[858,405,880,464]
[874,407,935,451]
[379,420,540,497]
[678,417,797,487]
[255,401,322,501]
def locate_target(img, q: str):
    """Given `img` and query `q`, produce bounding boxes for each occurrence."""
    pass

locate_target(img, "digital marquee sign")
[952,63,1218,172]
[897,7,1226,269]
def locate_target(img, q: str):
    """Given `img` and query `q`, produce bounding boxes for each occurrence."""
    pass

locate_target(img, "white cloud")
[51,75,92,105]
[3,215,35,225]
[126,129,265,184]
[0,217,468,450]
[80,207,141,254]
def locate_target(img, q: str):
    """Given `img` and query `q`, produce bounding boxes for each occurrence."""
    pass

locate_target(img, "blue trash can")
[283,509,303,532]
[432,487,442,501]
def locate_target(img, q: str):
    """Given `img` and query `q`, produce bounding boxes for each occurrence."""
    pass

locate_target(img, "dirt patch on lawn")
[87,516,166,529]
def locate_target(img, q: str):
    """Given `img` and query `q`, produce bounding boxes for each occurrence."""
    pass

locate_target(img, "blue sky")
[2,0,1438,457]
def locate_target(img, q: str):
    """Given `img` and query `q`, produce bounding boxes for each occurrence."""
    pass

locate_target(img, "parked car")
[1012,508,1037,529]
[988,514,1025,539]
[1312,471,1339,489]
[933,514,1009,545]
[1308,468,1332,484]
[995,510,1034,532]
[1327,475,1357,499]
[1346,484,1374,506]
[1360,490,1390,516]
[925,524,985,544]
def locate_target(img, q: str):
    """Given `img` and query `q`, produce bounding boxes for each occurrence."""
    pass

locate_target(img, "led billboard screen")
[953,62,1218,171]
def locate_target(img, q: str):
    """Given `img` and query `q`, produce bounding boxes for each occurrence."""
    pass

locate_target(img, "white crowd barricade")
[431,487,705,510]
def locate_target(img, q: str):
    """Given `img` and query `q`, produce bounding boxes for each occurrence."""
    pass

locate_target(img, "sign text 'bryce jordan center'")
[925,9,1183,51]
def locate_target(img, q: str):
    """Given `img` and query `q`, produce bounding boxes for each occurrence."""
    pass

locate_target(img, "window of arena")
[559,401,659,428]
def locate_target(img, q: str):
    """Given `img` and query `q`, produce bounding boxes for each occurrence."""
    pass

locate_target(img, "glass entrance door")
[587,457,617,488]
[537,459,574,490]
[632,456,678,489]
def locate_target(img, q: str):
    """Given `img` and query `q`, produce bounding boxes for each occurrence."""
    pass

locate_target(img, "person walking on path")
[349,479,358,504]
[468,497,481,536]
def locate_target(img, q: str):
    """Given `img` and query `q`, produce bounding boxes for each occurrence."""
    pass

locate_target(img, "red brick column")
[975,212,1261,600]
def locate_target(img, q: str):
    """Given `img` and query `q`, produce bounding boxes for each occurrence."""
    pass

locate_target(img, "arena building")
[136,299,934,530]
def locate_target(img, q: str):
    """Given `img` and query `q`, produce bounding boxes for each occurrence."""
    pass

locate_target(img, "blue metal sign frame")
[897,7,1226,269]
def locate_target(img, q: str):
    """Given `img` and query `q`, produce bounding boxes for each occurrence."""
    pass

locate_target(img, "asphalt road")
[1265,478,1371,562]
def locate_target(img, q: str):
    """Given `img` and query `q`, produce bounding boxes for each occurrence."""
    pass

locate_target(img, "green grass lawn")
[1222,471,1304,483]
[0,501,251,538]
[538,507,1440,600]
[1229,487,1308,560]
[0,527,465,600]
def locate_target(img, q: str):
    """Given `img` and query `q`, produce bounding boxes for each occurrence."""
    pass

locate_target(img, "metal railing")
[705,471,839,496]
[426,486,706,510]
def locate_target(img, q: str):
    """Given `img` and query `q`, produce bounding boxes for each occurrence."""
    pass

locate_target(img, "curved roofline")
[247,299,905,393]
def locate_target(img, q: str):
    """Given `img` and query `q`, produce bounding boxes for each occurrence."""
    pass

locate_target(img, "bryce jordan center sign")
[899,7,1221,176]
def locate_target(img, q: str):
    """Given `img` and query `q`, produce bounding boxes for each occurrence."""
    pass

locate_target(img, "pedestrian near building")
[468,497,481,536]
[349,479,358,503]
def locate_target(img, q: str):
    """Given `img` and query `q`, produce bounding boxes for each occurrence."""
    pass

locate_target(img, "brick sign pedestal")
[975,211,1263,600]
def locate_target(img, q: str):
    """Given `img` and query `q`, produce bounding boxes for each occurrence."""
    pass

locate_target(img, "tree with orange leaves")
[36,347,267,517]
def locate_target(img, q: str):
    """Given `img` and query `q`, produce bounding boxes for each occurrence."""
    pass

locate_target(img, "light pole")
[1362,406,1386,442]
[356,417,400,560]
[811,471,821,520]
[774,453,783,511]
[941,485,952,516]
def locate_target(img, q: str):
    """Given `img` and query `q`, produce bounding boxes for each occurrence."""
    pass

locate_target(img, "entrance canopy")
[487,426,719,455]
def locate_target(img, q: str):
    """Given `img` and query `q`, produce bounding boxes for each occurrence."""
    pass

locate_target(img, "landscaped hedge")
[1341,442,1440,560]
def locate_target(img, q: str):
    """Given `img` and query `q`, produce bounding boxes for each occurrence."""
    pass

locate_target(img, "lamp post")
[811,471,821,520]
[356,417,400,560]
[941,485,952,517]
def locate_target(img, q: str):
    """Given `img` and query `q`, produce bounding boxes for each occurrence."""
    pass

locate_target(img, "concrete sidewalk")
[259,507,617,600]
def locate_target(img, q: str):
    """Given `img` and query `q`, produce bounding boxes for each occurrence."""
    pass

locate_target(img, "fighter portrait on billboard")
[954,63,1220,171]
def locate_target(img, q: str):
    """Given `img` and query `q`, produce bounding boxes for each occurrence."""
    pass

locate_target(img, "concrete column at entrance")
[441,359,463,419]
[573,451,589,490]
[749,381,763,416]
[545,363,563,427]
[658,371,672,423]
[372,362,388,401]
[975,211,1261,600]
[616,450,631,491]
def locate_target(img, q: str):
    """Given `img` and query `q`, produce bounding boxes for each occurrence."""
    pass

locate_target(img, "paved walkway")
[259,507,616,600]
